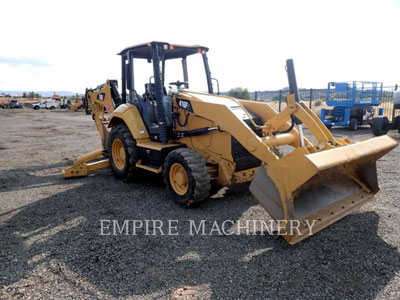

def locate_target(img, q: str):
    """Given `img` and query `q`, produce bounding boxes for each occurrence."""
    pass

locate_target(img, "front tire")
[372,117,389,136]
[108,124,139,181]
[349,118,358,131]
[164,148,211,207]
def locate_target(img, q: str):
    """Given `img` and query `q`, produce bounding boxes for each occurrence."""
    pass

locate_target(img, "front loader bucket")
[250,135,397,245]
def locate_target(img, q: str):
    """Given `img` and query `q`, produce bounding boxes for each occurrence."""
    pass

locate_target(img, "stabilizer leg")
[63,149,110,178]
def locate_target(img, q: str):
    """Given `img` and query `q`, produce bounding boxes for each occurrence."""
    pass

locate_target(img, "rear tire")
[349,118,358,131]
[108,124,139,181]
[164,148,211,207]
[394,116,400,129]
[372,117,389,136]
[34,106,39,110]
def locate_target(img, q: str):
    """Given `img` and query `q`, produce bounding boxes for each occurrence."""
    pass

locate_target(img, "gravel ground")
[0,109,400,299]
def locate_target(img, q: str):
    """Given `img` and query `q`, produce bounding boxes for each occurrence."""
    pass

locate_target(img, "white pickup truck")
[32,100,59,110]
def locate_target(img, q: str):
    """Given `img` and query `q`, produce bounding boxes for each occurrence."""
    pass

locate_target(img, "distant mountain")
[0,90,77,97]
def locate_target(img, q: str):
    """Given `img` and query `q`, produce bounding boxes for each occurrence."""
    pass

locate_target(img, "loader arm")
[174,59,397,244]
[249,60,397,244]
[250,61,396,243]
[262,94,342,151]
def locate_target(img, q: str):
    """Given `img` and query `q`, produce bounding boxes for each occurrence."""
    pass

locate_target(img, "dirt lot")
[1,109,400,299]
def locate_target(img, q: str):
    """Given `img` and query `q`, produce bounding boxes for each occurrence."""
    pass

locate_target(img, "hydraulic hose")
[272,115,295,135]
[174,111,190,128]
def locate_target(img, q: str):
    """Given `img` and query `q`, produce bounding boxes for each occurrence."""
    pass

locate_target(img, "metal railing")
[223,85,398,121]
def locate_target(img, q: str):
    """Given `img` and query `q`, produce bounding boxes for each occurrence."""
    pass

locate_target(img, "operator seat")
[140,83,169,141]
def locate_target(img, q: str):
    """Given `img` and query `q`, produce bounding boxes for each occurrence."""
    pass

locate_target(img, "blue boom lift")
[320,81,383,130]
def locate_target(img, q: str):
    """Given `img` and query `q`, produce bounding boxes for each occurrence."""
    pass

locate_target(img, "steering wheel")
[169,81,188,88]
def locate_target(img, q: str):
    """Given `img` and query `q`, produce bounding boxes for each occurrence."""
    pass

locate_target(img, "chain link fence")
[223,85,399,121]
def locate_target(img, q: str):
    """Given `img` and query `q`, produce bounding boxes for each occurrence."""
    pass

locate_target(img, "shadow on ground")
[0,162,75,194]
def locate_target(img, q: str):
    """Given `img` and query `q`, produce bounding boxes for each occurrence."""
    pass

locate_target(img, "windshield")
[185,53,209,93]
[163,53,209,93]
[132,53,210,95]
[163,58,184,88]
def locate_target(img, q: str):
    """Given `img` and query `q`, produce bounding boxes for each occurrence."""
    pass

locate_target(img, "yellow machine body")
[63,44,397,244]
[64,86,397,244]
[169,91,396,243]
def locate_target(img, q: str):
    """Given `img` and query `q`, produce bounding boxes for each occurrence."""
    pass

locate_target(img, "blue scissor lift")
[320,81,383,130]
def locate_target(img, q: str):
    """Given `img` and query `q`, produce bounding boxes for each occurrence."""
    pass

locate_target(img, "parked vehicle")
[32,100,59,110]
[9,99,23,108]
[320,81,383,130]
[372,90,400,135]
[52,92,68,108]
[59,98,69,109]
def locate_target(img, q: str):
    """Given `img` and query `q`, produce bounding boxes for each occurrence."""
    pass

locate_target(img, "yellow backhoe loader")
[68,94,84,111]
[63,42,397,244]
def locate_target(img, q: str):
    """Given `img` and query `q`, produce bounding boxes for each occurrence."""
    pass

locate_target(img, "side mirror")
[211,78,220,95]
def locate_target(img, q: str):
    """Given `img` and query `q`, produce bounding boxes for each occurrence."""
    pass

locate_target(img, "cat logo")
[179,100,189,109]
[177,99,193,112]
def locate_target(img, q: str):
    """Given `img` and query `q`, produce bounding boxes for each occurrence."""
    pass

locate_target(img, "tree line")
[228,87,251,100]
[22,92,42,98]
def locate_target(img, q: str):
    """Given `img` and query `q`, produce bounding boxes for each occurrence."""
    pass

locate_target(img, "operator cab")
[118,41,218,142]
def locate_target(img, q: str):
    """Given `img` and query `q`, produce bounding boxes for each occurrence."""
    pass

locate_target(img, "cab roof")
[118,41,209,60]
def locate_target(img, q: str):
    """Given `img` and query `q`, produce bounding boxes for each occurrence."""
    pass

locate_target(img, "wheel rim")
[112,139,126,170]
[169,163,189,195]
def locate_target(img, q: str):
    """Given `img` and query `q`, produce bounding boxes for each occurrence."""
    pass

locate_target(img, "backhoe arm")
[63,80,121,178]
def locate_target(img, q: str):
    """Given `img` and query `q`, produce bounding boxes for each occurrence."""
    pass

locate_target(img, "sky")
[0,0,399,93]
